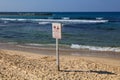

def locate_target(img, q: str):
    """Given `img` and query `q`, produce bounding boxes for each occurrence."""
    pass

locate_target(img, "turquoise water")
[0,12,120,51]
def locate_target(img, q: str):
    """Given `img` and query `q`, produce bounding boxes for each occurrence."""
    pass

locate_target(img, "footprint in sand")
[41,56,56,62]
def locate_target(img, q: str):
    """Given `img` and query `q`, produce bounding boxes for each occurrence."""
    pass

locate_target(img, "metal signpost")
[52,23,62,71]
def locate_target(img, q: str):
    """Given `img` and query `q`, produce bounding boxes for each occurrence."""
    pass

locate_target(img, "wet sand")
[0,43,120,59]
[0,43,120,80]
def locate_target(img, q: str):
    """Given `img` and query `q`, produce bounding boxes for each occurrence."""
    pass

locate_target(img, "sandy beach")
[0,45,120,80]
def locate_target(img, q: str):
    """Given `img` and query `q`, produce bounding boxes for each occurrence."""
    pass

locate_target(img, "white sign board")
[52,23,62,39]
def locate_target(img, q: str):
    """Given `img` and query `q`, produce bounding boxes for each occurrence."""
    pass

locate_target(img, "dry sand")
[0,49,120,80]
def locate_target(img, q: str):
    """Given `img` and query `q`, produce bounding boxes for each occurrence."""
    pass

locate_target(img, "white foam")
[25,43,56,47]
[38,22,50,25]
[25,43,44,46]
[62,17,70,20]
[71,44,120,52]
[0,18,28,22]
[0,18,17,21]
[36,19,108,24]
[0,18,108,24]
[96,17,103,20]
[71,44,81,49]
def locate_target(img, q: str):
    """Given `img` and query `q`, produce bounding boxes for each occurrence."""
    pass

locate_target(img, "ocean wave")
[40,19,108,24]
[25,43,45,46]
[0,18,29,21]
[96,17,103,20]
[71,44,120,52]
[38,22,50,25]
[0,18,108,24]
[25,43,56,47]
[62,17,70,20]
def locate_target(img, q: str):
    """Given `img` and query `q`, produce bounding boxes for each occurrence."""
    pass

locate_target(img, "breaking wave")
[0,18,108,24]
[71,44,120,52]
[38,22,50,25]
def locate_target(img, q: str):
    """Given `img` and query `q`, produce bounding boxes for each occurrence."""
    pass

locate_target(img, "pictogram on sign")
[52,23,62,39]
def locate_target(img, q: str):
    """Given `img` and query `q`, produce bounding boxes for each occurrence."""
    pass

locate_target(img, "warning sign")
[52,23,62,39]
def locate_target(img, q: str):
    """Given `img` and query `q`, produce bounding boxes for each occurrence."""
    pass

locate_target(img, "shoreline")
[0,43,120,59]
[0,42,120,80]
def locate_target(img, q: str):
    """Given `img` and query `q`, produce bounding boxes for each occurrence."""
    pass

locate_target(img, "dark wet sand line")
[0,43,120,59]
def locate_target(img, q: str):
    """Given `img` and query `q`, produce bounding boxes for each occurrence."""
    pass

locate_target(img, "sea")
[0,12,120,52]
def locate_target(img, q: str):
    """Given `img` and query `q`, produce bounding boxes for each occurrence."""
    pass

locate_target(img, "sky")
[0,0,120,12]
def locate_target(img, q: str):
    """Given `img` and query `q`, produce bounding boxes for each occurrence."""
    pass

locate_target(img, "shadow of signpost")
[60,69,116,75]
[89,70,116,75]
